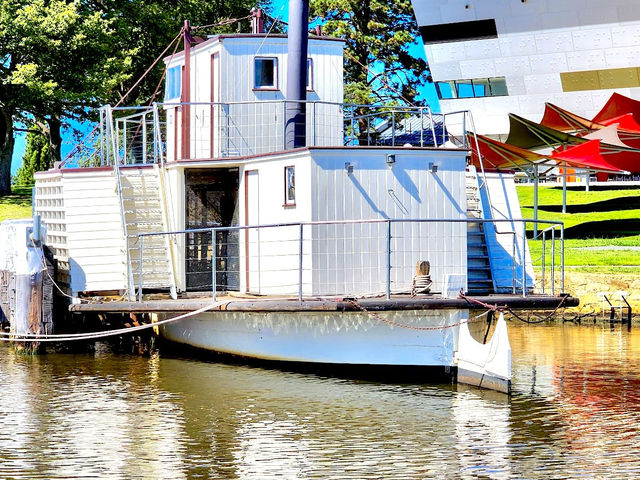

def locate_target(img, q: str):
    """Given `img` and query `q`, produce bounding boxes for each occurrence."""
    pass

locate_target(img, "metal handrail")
[128,217,564,302]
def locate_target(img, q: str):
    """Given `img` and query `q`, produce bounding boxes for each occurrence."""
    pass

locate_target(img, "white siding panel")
[310,148,467,295]
[61,170,128,293]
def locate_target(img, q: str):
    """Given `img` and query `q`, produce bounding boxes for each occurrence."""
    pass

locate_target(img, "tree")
[14,127,50,186]
[309,0,429,106]
[0,0,264,195]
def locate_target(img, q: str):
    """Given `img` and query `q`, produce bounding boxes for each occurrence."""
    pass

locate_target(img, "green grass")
[517,185,640,272]
[0,186,33,222]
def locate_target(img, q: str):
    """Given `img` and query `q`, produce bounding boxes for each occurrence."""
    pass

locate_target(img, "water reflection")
[0,323,640,478]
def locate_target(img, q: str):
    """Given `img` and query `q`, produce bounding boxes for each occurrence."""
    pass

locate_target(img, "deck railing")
[128,218,565,302]
[61,101,448,168]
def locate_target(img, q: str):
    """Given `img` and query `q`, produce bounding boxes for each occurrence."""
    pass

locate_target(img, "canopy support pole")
[562,170,567,214]
[586,171,590,192]
[533,165,539,238]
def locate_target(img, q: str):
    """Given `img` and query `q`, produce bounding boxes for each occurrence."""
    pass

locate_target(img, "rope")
[345,299,489,331]
[0,302,226,343]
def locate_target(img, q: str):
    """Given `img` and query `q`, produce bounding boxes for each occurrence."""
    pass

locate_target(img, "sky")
[11,0,437,173]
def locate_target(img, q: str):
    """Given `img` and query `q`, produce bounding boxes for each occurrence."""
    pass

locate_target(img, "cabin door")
[185,169,239,291]
[244,170,260,292]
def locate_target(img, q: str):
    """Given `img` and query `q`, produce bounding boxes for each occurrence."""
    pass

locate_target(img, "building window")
[284,166,295,206]
[254,57,277,89]
[435,77,508,99]
[164,66,182,100]
[307,58,313,90]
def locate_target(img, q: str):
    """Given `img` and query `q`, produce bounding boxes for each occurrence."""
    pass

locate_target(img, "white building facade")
[411,0,640,134]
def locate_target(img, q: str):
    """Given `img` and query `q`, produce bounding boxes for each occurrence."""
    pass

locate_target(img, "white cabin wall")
[309,148,468,295]
[238,151,313,295]
[57,170,128,293]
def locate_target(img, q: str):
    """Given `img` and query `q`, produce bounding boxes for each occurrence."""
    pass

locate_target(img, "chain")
[345,299,489,331]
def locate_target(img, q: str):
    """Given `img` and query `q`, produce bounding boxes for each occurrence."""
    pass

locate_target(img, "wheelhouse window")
[435,77,508,99]
[164,66,182,101]
[254,57,277,89]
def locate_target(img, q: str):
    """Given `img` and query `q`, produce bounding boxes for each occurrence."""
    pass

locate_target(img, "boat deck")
[69,293,579,313]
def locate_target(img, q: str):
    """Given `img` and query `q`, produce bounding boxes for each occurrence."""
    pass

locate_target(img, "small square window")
[164,66,182,101]
[284,166,295,206]
[254,57,277,89]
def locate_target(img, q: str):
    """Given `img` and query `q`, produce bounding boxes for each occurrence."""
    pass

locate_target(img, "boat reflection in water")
[1,322,640,479]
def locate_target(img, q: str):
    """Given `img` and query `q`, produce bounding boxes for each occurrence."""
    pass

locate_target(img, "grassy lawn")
[0,186,33,222]
[517,185,640,273]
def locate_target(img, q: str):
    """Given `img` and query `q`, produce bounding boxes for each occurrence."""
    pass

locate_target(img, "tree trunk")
[0,108,15,195]
[47,116,62,166]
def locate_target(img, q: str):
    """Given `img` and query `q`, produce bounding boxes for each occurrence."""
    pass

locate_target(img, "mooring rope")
[0,302,226,343]
[345,299,489,331]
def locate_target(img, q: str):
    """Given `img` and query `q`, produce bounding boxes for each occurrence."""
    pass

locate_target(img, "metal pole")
[420,108,424,147]
[462,113,467,148]
[551,229,556,296]
[138,236,143,302]
[541,230,546,294]
[562,169,567,214]
[560,224,565,294]
[391,111,396,147]
[522,221,527,297]
[512,233,516,294]
[533,165,539,238]
[142,115,147,164]
[386,220,391,300]
[298,223,303,301]
[586,171,590,192]
[285,0,309,149]
[211,229,216,301]
[99,109,105,166]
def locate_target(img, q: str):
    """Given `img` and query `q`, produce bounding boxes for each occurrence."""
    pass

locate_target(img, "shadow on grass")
[529,219,640,239]
[525,196,640,213]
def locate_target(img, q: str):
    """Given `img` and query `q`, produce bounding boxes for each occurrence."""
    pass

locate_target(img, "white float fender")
[456,313,512,392]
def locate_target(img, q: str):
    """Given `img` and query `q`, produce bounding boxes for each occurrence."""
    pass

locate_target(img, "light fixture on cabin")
[429,162,438,173]
[345,162,354,174]
[386,154,396,168]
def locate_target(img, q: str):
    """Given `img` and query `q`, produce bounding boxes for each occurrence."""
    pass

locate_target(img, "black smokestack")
[285,0,309,149]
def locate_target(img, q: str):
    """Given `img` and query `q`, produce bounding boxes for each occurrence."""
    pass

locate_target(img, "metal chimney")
[285,0,309,149]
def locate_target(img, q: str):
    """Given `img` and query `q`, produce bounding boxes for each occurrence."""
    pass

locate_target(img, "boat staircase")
[466,167,495,295]
[115,163,177,300]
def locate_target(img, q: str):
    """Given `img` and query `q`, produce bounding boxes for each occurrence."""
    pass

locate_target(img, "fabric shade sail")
[541,103,640,147]
[540,103,602,133]
[592,92,640,124]
[506,113,588,150]
[468,134,624,174]
[505,113,640,172]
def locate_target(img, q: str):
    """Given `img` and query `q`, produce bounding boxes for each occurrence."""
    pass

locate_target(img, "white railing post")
[386,220,392,300]
[212,229,217,302]
[138,236,143,302]
[298,223,304,301]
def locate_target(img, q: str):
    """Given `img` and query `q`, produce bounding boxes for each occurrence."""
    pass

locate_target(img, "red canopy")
[468,134,624,174]
[540,103,601,133]
[592,92,640,124]
[598,113,640,132]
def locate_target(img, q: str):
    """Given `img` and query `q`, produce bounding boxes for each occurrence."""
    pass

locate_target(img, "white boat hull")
[157,309,465,367]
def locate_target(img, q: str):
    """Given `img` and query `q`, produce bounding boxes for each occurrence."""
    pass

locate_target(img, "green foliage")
[309,0,428,106]
[14,127,50,186]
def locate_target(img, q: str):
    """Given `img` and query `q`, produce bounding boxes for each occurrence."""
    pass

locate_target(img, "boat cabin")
[33,32,538,301]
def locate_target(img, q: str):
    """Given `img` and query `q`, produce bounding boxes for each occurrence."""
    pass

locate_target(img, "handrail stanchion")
[512,231,516,294]
[522,221,527,297]
[298,223,304,301]
[211,229,217,302]
[386,220,392,300]
[551,228,556,296]
[561,224,565,294]
[138,236,143,302]
[541,229,546,294]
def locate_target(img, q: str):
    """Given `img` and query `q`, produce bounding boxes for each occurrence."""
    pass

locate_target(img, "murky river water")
[1,322,640,479]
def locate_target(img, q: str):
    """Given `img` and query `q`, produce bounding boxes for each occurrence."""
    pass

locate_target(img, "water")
[1,323,640,479]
